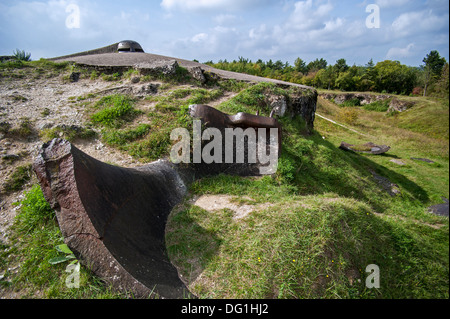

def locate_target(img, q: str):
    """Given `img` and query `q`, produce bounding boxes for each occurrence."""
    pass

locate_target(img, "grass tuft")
[90,94,140,128]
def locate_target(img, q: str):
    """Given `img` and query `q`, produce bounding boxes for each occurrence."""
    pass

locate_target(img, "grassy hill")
[1,60,448,298]
[165,87,449,298]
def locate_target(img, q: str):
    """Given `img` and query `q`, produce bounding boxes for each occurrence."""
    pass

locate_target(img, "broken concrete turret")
[32,106,282,298]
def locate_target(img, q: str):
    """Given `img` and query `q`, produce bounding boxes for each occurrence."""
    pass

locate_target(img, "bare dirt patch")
[192,194,273,220]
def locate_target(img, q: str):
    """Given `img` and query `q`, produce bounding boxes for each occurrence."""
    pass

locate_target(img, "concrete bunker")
[117,40,145,53]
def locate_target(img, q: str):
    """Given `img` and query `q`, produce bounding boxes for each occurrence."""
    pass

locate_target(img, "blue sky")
[0,0,448,67]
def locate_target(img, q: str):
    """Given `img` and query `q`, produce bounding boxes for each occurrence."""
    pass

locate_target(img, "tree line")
[204,50,448,97]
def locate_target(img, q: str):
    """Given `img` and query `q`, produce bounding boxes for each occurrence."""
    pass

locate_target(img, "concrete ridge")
[53,51,313,90]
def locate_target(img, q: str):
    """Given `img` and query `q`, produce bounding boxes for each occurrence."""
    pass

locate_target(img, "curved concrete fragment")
[189,104,282,176]
[32,106,282,298]
[33,138,191,298]
[189,104,282,153]
[339,142,390,155]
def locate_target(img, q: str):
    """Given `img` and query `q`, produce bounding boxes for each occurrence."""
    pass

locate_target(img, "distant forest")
[204,50,449,97]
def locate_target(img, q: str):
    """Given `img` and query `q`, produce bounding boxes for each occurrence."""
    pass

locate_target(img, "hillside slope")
[0,60,448,299]
[166,89,449,298]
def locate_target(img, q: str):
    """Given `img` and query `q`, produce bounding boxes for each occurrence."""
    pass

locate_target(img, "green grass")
[0,59,72,80]
[90,94,141,128]
[95,87,225,161]
[101,124,151,146]
[167,194,448,298]
[362,99,391,112]
[150,87,224,113]
[2,164,32,193]
[219,82,281,115]
[1,185,127,298]
[392,98,449,140]
[8,118,34,138]
[165,86,449,299]
[40,125,97,142]
[101,72,121,81]
[1,62,448,299]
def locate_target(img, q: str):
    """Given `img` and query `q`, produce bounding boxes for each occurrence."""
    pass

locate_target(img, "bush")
[13,49,31,62]
[363,99,391,112]
[337,107,359,125]
[340,98,361,107]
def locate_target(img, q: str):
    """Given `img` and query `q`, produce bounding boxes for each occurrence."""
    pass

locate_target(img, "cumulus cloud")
[391,10,449,38]
[0,0,157,57]
[213,14,238,25]
[246,0,369,58]
[160,0,268,12]
[167,26,242,60]
[1,0,447,66]
[386,43,415,59]
[286,0,334,31]
[375,0,409,8]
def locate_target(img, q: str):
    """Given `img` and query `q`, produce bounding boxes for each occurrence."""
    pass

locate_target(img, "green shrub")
[340,98,361,107]
[363,99,391,112]
[90,70,99,80]
[13,49,31,62]
[337,107,359,125]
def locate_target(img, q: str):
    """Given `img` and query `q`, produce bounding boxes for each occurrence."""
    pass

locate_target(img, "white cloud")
[0,0,157,57]
[191,33,208,43]
[391,10,449,37]
[160,0,266,12]
[167,26,242,60]
[213,14,238,25]
[375,0,409,8]
[286,0,334,31]
[386,43,415,59]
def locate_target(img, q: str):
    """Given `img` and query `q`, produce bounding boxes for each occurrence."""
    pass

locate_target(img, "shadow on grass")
[283,129,430,211]
[166,203,223,290]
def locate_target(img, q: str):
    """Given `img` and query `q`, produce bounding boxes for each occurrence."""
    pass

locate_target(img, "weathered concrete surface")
[340,142,390,155]
[53,51,317,129]
[53,52,309,88]
[188,104,282,176]
[33,139,191,298]
[428,198,449,217]
[49,43,120,61]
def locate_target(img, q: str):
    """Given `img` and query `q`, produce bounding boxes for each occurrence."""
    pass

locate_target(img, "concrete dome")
[117,40,144,53]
